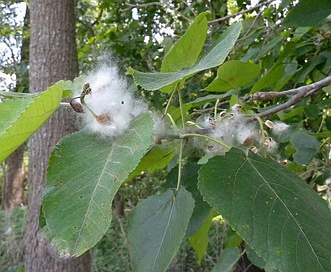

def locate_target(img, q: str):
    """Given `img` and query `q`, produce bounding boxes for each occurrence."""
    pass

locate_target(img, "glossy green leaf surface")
[161,12,208,72]
[0,81,67,162]
[128,188,194,272]
[205,60,261,92]
[42,113,154,257]
[198,148,331,272]
[160,11,209,93]
[133,22,242,92]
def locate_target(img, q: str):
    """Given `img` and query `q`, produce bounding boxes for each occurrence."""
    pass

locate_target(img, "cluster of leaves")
[1,1,331,272]
[74,0,241,109]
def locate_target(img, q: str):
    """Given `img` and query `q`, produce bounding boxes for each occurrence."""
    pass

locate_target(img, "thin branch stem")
[91,7,104,27]
[214,99,220,119]
[166,113,178,130]
[208,0,275,24]
[164,85,178,117]
[176,85,186,191]
[122,2,162,12]
[251,76,331,119]
[3,38,17,64]
[177,88,186,129]
[60,102,72,108]
[241,9,263,39]
[252,76,331,101]
[176,139,184,191]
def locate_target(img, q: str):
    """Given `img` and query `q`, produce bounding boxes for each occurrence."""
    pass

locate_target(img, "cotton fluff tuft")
[198,104,261,156]
[76,64,148,137]
[265,120,291,142]
[325,178,331,201]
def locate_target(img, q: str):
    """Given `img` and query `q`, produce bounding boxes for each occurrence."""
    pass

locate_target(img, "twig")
[208,0,275,24]
[241,8,263,39]
[176,139,184,191]
[252,76,331,101]
[121,2,162,12]
[91,7,104,27]
[251,76,331,119]
[60,102,71,108]
[252,89,299,101]
[3,38,17,64]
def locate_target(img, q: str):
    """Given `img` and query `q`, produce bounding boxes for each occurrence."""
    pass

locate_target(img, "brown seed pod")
[81,83,92,104]
[82,83,91,94]
[96,114,111,124]
[243,136,255,146]
[70,99,85,113]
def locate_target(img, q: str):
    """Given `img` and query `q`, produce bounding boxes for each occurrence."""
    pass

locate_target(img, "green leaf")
[189,210,214,264]
[198,148,331,272]
[185,91,236,110]
[250,64,284,94]
[161,12,209,73]
[0,90,39,99]
[290,131,320,165]
[42,113,154,257]
[274,61,298,91]
[224,228,242,248]
[211,247,241,272]
[278,106,304,121]
[133,23,242,92]
[205,60,261,92]
[295,55,326,83]
[304,105,320,120]
[164,163,211,238]
[160,12,209,93]
[246,244,279,271]
[128,188,194,272]
[126,141,180,181]
[284,0,331,27]
[0,81,66,162]
[257,35,284,59]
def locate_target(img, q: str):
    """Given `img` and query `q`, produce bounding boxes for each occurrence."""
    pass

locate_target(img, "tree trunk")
[2,145,25,211]
[2,1,30,212]
[24,0,91,271]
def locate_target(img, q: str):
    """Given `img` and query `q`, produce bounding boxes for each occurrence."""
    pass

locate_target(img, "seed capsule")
[96,114,111,124]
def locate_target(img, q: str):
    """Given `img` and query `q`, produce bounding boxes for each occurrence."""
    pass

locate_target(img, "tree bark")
[24,0,91,271]
[2,145,25,211]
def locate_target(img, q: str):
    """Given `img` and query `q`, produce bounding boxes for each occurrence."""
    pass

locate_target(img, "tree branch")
[208,0,275,24]
[91,7,104,27]
[121,2,162,12]
[251,76,331,119]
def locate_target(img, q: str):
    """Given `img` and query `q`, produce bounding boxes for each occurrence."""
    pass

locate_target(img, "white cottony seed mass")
[198,104,262,156]
[75,64,148,137]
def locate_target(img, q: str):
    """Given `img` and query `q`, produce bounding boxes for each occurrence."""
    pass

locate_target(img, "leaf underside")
[128,187,194,272]
[0,81,66,162]
[42,113,154,257]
